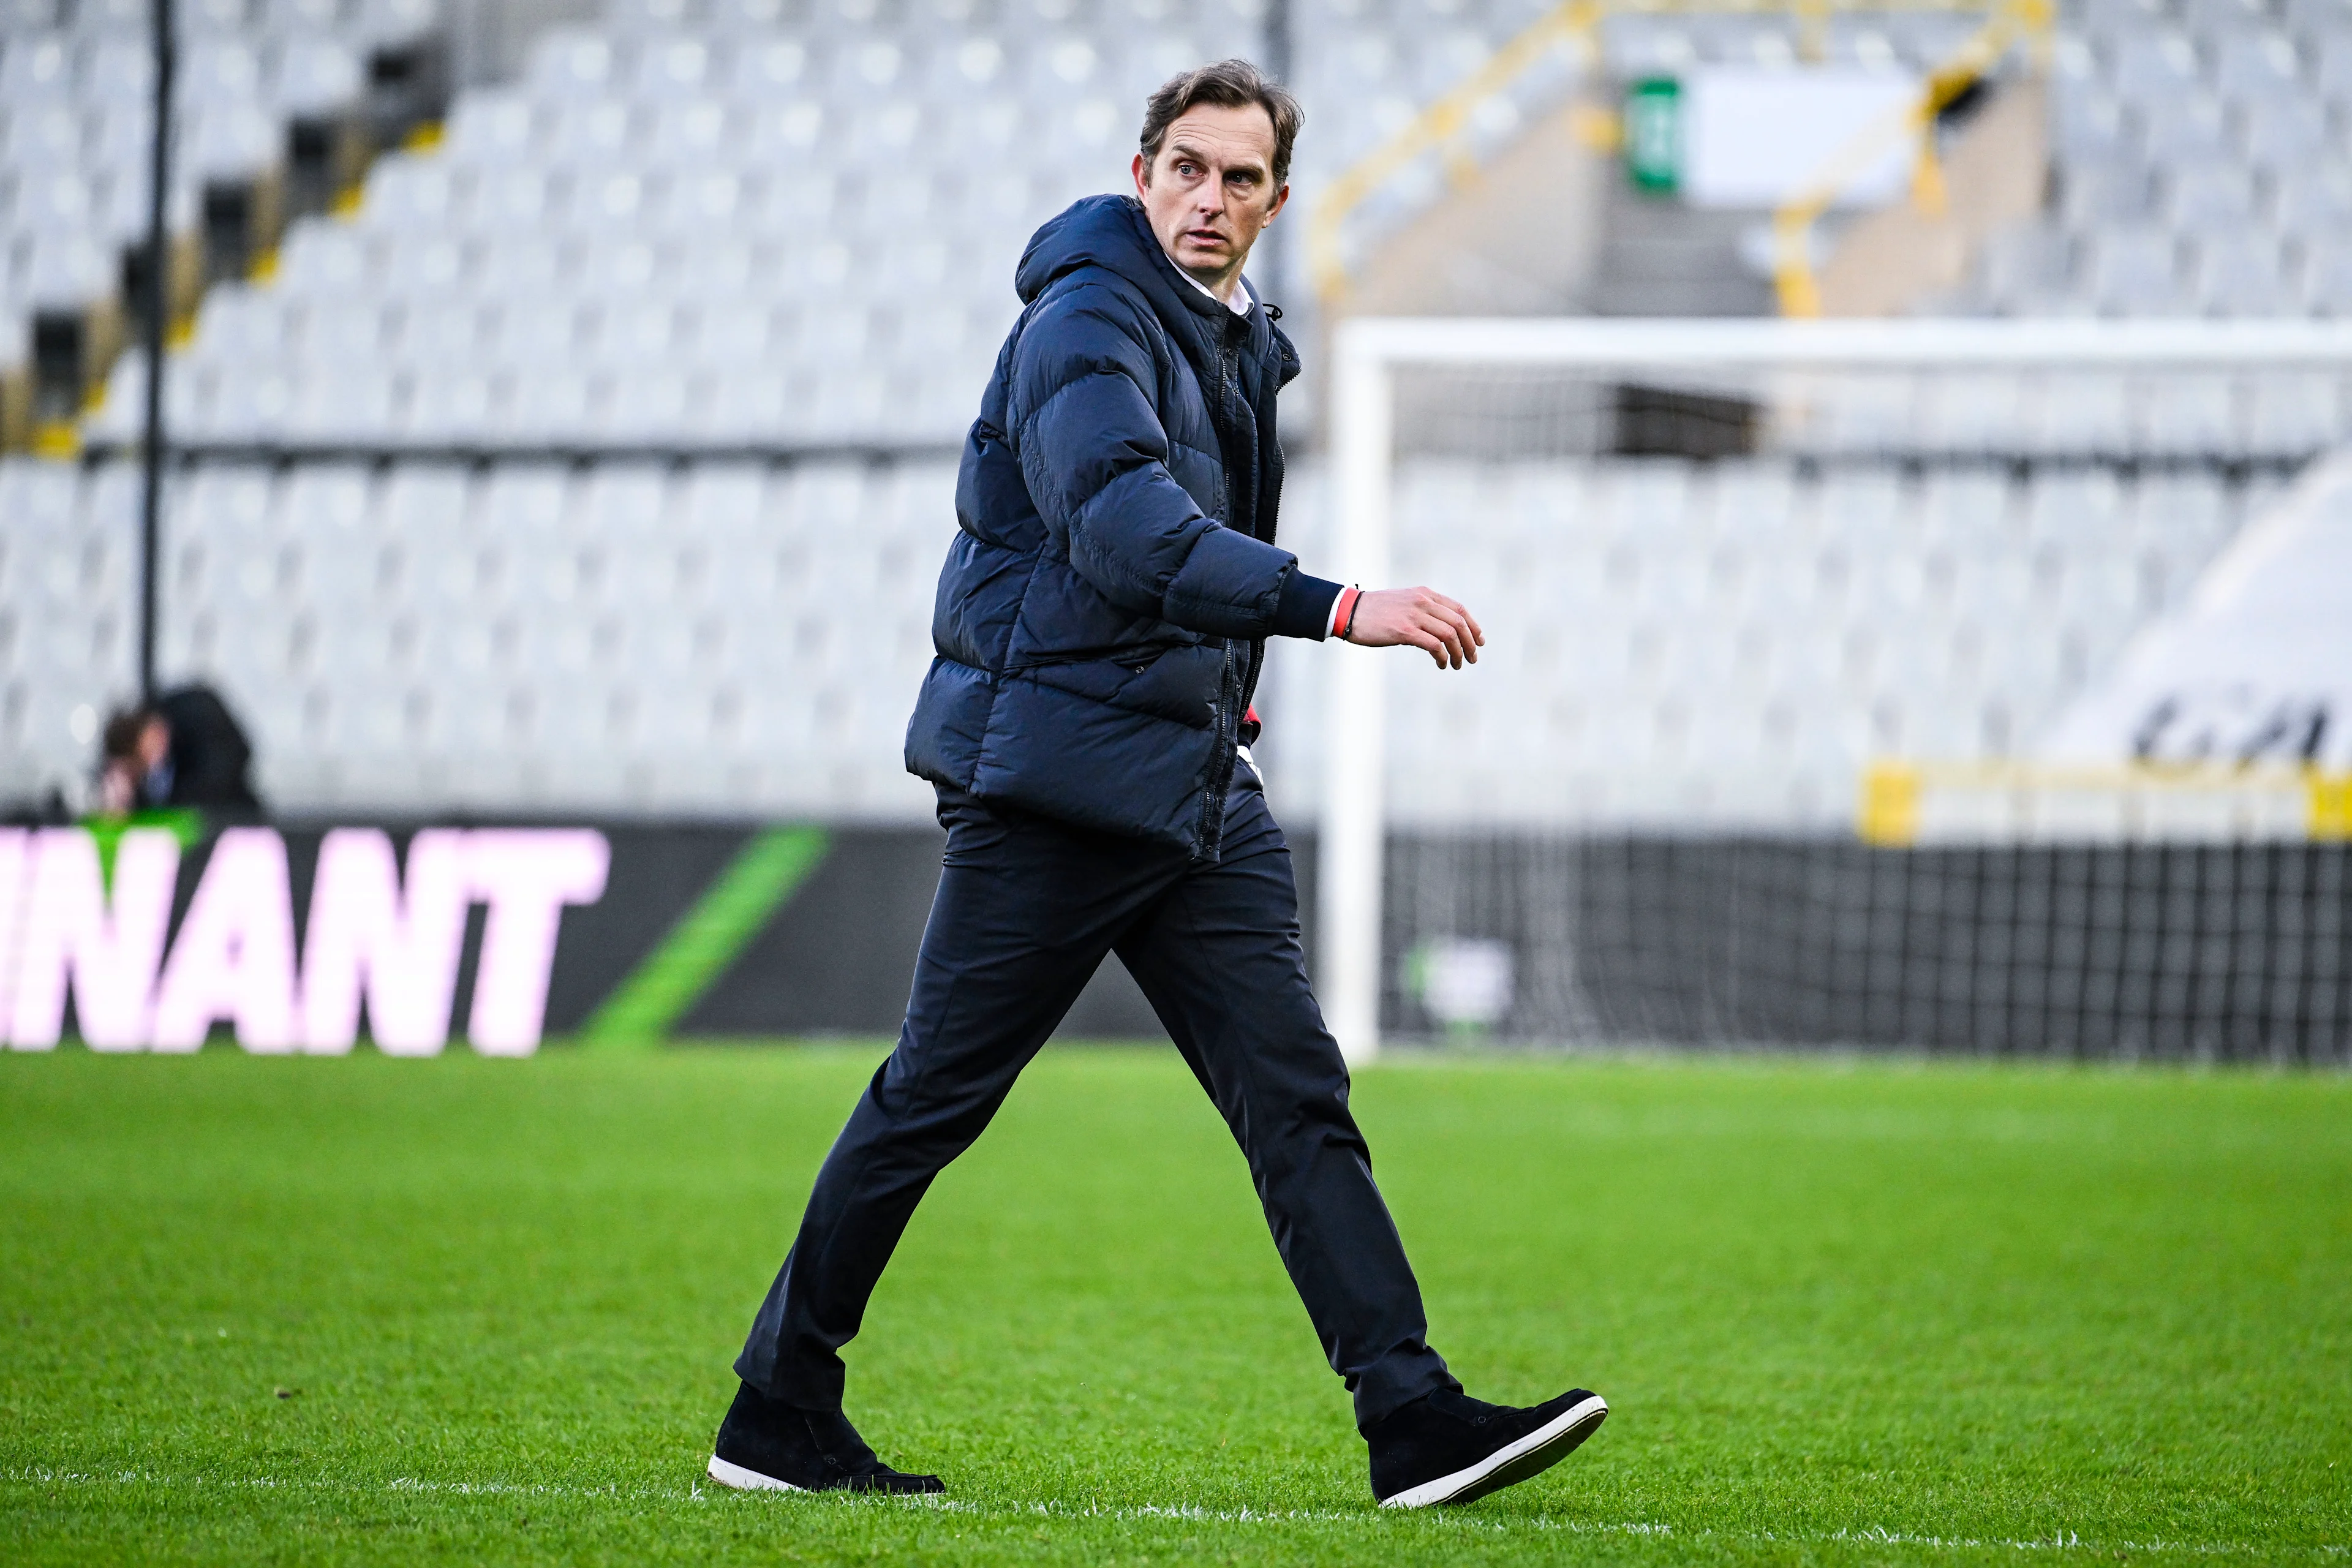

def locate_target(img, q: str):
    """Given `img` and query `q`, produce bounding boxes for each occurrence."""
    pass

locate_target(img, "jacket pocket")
[1023,643,1223,730]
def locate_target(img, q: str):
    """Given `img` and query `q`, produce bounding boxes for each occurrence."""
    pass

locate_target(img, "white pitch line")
[1,1466,681,1506]
[4,1465,2342,1559]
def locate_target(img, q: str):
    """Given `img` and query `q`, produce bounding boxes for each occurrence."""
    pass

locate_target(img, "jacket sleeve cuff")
[1272,569,1344,640]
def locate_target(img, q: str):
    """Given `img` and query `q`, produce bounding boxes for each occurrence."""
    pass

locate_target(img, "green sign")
[81,808,203,889]
[1624,75,1681,195]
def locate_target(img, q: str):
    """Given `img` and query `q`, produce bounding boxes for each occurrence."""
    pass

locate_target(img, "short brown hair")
[1139,59,1302,187]
[101,706,156,764]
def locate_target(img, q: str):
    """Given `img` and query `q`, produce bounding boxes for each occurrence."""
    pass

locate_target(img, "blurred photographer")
[96,685,263,815]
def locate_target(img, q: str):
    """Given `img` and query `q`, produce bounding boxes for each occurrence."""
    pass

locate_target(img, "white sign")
[1681,67,1920,209]
[1411,938,1515,1030]
[0,826,609,1056]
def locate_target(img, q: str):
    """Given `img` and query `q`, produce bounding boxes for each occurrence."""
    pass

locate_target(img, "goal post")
[1318,316,2352,1064]
[1321,332,1396,1065]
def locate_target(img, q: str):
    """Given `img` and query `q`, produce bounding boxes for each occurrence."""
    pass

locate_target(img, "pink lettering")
[150,828,299,1053]
[298,829,471,1057]
[8,827,180,1051]
[0,830,27,1038]
[464,830,609,1056]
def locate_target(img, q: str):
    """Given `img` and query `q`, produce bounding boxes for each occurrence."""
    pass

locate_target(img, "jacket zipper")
[1193,321,1249,861]
[1196,639,1240,861]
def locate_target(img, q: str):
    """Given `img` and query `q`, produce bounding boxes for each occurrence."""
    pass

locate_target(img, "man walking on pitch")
[709,59,1605,1509]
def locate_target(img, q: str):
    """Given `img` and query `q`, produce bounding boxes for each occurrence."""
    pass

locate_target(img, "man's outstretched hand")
[1345,587,1485,669]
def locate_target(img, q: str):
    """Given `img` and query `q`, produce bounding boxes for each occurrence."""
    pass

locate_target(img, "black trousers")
[734,760,1457,1430]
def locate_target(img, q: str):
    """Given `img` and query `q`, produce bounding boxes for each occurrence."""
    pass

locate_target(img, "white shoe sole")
[707,1453,808,1493]
[1378,1393,1608,1509]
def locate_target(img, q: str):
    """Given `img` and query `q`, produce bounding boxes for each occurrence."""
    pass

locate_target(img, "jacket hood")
[1016,195,1280,360]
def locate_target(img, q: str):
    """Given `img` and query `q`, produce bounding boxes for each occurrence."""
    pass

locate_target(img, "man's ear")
[1132,151,1150,195]
[1264,182,1289,224]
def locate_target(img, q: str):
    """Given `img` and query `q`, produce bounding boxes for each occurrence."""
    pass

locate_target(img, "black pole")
[137,0,175,702]
[1263,0,1292,86]
[1261,0,1294,304]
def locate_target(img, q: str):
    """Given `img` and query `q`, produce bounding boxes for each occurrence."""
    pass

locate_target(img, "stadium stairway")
[0,0,448,453]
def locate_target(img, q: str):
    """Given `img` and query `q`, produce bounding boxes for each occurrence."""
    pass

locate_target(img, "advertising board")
[0,818,1163,1052]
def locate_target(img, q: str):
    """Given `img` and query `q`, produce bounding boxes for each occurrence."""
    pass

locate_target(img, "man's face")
[137,718,169,772]
[1131,102,1289,293]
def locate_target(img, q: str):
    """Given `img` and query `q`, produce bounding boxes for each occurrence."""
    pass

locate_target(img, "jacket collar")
[1016,195,1299,549]
[1016,194,1282,371]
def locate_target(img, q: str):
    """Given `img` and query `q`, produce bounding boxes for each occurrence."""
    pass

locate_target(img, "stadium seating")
[1957,3,2352,314]
[11,0,2348,826]
[0,447,2272,828]
[1368,456,2274,825]
[0,450,962,812]
[0,0,440,434]
[84,3,1267,448]
[70,0,2352,448]
[71,0,2089,449]
[0,458,137,805]
[47,0,2352,443]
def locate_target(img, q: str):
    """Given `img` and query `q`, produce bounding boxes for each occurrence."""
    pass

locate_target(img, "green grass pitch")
[2,1044,2346,1565]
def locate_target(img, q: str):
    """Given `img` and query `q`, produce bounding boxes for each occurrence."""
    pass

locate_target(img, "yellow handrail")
[1307,0,2029,311]
[1773,0,2052,315]
[1308,0,1601,304]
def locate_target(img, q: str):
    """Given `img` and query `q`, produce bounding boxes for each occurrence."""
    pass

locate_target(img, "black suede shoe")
[1365,1385,1607,1508]
[706,1382,945,1494]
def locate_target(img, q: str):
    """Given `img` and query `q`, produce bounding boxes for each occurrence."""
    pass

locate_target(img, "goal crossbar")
[1334,317,2352,371]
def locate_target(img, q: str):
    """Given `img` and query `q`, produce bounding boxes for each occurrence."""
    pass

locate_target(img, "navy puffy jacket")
[904,194,1338,860]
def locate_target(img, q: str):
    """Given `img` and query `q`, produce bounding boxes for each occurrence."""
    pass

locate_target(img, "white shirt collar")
[1182,270,1253,315]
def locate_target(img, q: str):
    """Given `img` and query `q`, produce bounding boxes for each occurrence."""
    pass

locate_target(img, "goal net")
[1308,318,2352,1063]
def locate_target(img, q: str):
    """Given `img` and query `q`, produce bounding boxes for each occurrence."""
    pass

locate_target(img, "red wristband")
[1333,585,1362,642]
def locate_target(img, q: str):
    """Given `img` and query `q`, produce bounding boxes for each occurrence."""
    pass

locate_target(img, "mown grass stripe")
[578,826,829,1048]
